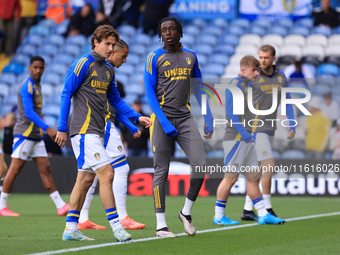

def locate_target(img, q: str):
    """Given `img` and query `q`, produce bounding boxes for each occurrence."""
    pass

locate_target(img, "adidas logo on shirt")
[259,77,265,83]
[91,70,98,76]
[162,60,171,67]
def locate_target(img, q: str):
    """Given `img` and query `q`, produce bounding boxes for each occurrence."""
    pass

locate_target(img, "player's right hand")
[55,132,67,148]
[133,130,141,139]
[247,139,253,143]
[47,127,57,141]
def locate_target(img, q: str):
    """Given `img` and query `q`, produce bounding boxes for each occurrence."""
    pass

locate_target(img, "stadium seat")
[228,26,245,36]
[283,34,306,47]
[311,85,327,96]
[281,149,306,159]
[135,64,145,75]
[39,44,59,57]
[45,34,65,48]
[124,84,144,95]
[214,44,235,56]
[317,63,339,77]
[206,149,224,158]
[123,94,137,105]
[253,18,272,29]
[229,54,244,65]
[328,34,340,45]
[239,34,261,48]
[23,34,44,47]
[290,27,310,37]
[66,34,87,47]
[202,73,220,79]
[210,54,229,66]
[276,55,296,67]
[55,19,69,35]
[248,26,266,36]
[184,25,200,37]
[232,19,250,29]
[125,53,140,66]
[44,116,57,128]
[148,43,162,53]
[204,64,225,76]
[43,105,60,118]
[225,65,240,75]
[2,63,24,75]
[29,25,50,36]
[41,83,54,98]
[130,73,144,85]
[195,45,214,57]
[54,54,74,66]
[306,34,328,46]
[17,44,37,57]
[235,45,257,55]
[325,45,340,56]
[324,55,340,65]
[272,150,281,159]
[303,45,325,59]
[129,45,147,56]
[4,95,18,105]
[333,25,340,34]
[46,63,68,76]
[62,45,81,57]
[278,19,293,29]
[39,19,57,30]
[181,34,195,48]
[212,18,228,29]
[41,73,61,86]
[0,83,10,98]
[11,54,30,66]
[0,73,16,86]
[133,33,152,46]
[118,24,136,38]
[204,26,223,37]
[196,54,207,66]
[262,34,284,47]
[296,18,314,29]
[312,25,332,37]
[115,64,135,76]
[200,35,218,47]
[39,54,52,66]
[301,55,322,67]
[268,27,288,37]
[192,18,206,28]
[141,103,150,115]
[221,34,239,47]
[115,73,129,85]
[280,45,302,58]
[288,139,306,151]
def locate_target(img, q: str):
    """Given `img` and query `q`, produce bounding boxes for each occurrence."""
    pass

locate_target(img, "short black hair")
[30,56,45,65]
[158,17,183,42]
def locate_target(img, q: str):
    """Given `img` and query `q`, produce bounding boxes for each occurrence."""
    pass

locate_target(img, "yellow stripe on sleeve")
[76,58,88,77]
[74,58,86,75]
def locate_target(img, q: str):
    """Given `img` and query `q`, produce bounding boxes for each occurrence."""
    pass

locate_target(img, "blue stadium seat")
[214,44,235,56]
[290,27,310,37]
[135,64,145,75]
[195,45,214,57]
[317,63,339,76]
[204,26,223,37]
[54,54,74,66]
[55,20,69,35]
[192,18,206,28]
[133,34,151,46]
[268,26,288,37]
[141,103,150,115]
[123,94,137,105]
[44,116,57,128]
[207,149,224,158]
[4,95,18,105]
[231,19,250,29]
[200,34,218,47]
[66,35,87,47]
[272,150,281,159]
[181,36,194,49]
[311,85,327,96]
[11,54,30,66]
[39,44,59,57]
[17,44,37,57]
[124,84,144,95]
[29,25,50,36]
[210,54,229,66]
[17,74,29,84]
[277,19,293,29]
[39,19,57,30]
[130,73,144,84]
[333,26,340,34]
[43,105,60,118]
[81,44,92,54]
[0,73,16,86]
[118,24,136,38]
[196,54,207,66]
[2,63,24,75]
[184,25,200,37]
[202,73,220,79]
[296,18,314,29]
[281,149,306,159]
[23,34,44,47]
[46,63,69,76]
[221,35,239,47]
[62,44,81,57]
[212,18,228,29]
[129,45,147,56]
[228,26,245,36]
[41,83,54,98]
[126,54,140,66]
[0,83,10,98]
[39,54,52,66]
[204,64,225,76]
[148,43,162,52]
[115,73,129,85]
[41,73,61,86]
[248,26,266,36]
[313,26,332,37]
[304,63,316,76]
[46,34,65,47]
[115,64,134,76]
[253,19,272,29]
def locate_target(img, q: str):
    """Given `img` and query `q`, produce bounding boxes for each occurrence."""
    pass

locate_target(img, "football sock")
[49,190,66,209]
[215,199,226,220]
[0,192,9,209]
[106,207,121,231]
[79,176,98,223]
[182,197,194,215]
[65,210,80,233]
[156,212,167,230]
[263,194,272,209]
[252,197,267,217]
[244,195,253,211]
[112,162,129,220]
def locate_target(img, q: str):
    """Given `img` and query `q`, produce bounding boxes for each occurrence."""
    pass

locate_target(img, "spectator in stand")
[332,118,340,160]
[313,0,340,28]
[320,90,340,127]
[142,0,174,35]
[0,0,21,56]
[14,0,37,51]
[121,0,143,28]
[305,97,331,159]
[95,0,124,28]
[2,112,16,156]
[121,98,149,156]
[64,4,96,37]
[45,0,72,25]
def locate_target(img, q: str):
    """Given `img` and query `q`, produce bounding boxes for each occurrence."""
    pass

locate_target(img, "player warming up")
[241,45,295,221]
[214,56,285,226]
[56,25,151,241]
[77,39,145,230]
[0,56,69,217]
[144,17,214,238]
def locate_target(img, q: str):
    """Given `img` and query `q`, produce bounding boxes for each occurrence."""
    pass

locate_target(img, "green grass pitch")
[1,194,339,255]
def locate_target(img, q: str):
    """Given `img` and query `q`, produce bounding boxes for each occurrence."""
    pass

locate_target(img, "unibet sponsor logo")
[260,84,282,94]
[164,68,192,81]
[91,80,109,94]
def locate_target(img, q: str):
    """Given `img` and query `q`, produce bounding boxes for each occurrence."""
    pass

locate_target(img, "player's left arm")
[192,52,213,138]
[115,111,140,135]
[281,71,296,139]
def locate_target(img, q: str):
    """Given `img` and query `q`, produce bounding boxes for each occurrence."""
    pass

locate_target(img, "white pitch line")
[27,211,340,255]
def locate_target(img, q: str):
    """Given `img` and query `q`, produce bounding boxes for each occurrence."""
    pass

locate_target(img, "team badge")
[186,57,192,65]
[153,145,156,152]
[22,152,26,156]
[278,76,283,83]
[256,0,271,10]
[234,163,239,169]
[118,145,122,152]
[263,151,267,156]
[106,71,110,80]
[283,0,296,13]
[94,153,100,160]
